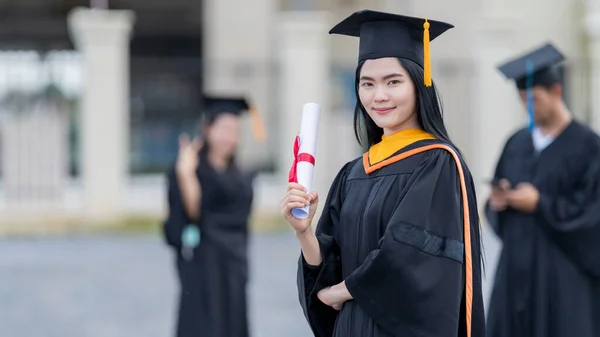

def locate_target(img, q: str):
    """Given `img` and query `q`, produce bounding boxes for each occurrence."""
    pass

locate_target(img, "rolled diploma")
[291,102,320,219]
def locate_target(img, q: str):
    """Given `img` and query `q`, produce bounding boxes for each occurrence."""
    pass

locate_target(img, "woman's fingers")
[281,201,308,217]
[178,133,190,148]
[287,183,307,192]
[280,189,309,203]
[280,196,308,210]
[282,195,310,209]
[191,137,204,151]
[286,202,307,211]
[280,189,309,206]
[288,193,309,202]
[281,183,313,220]
[288,188,308,198]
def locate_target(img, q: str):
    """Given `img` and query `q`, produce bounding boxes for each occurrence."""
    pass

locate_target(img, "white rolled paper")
[292,102,321,219]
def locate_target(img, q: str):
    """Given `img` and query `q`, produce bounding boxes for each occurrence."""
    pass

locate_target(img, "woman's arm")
[296,229,322,266]
[175,134,204,221]
[295,159,356,337]
[282,182,323,266]
[176,170,202,221]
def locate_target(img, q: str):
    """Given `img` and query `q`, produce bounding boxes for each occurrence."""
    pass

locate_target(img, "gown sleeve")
[535,144,600,229]
[344,149,470,336]
[296,160,355,337]
[484,141,510,237]
[535,142,600,278]
[162,167,192,249]
[547,198,600,278]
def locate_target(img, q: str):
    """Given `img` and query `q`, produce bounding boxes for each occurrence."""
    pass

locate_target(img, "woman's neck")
[383,119,421,136]
[207,151,229,171]
[380,128,433,142]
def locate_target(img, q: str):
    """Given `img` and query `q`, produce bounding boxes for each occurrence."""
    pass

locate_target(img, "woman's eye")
[361,82,373,87]
[388,80,401,85]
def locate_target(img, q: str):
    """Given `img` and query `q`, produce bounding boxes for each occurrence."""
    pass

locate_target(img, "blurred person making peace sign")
[163,95,264,337]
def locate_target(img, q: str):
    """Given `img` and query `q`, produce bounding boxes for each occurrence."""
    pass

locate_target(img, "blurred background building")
[0,0,598,231]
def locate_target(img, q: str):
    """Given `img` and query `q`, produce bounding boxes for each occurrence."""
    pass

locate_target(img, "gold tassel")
[423,18,432,87]
[248,106,267,141]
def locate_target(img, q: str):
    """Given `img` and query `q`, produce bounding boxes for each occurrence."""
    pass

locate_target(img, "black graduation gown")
[162,158,254,337]
[297,139,486,337]
[485,120,600,337]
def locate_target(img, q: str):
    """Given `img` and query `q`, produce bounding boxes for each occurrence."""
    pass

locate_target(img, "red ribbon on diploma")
[288,135,316,183]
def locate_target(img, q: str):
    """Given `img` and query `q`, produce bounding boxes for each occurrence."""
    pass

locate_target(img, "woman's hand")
[317,281,353,310]
[176,133,203,176]
[489,178,511,212]
[280,183,319,235]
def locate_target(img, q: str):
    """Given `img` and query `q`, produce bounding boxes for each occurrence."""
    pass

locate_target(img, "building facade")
[1,0,599,227]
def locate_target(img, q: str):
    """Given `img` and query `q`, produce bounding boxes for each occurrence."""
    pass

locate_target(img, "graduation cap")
[203,95,266,141]
[497,42,565,90]
[329,9,454,86]
[497,43,565,130]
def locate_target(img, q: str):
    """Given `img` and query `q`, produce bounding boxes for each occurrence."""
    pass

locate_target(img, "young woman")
[281,10,485,337]
[162,96,259,337]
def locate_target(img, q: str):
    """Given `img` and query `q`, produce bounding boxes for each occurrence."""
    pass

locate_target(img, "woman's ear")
[550,83,563,99]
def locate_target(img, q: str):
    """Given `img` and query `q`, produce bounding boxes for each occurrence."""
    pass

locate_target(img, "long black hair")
[353,57,483,269]
[353,58,456,150]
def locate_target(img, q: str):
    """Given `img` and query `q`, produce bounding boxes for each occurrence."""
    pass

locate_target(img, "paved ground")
[0,228,501,337]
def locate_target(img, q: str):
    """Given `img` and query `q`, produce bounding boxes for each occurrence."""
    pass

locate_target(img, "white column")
[277,11,333,198]
[471,13,523,206]
[202,0,275,169]
[67,7,135,220]
[585,5,600,133]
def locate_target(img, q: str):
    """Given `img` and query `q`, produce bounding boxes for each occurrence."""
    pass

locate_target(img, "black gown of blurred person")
[486,43,600,337]
[162,96,262,337]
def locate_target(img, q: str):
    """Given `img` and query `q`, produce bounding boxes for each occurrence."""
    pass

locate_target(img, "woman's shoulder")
[334,156,363,179]
[416,140,473,176]
[410,140,475,187]
[400,139,468,167]
[345,155,363,169]
[358,139,465,175]
[406,138,462,156]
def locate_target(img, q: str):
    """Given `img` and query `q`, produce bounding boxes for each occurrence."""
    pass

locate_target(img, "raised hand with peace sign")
[176,133,204,176]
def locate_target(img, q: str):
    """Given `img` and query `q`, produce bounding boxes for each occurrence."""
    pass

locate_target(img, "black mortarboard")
[329,9,454,86]
[497,42,565,90]
[204,96,249,116]
[203,95,266,141]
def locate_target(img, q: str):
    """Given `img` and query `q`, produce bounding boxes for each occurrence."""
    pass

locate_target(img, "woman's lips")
[373,107,395,115]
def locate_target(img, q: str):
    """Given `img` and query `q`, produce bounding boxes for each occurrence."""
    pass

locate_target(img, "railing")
[0,50,79,212]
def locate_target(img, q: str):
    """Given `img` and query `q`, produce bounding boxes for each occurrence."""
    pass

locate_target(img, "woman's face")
[206,113,241,159]
[358,57,419,135]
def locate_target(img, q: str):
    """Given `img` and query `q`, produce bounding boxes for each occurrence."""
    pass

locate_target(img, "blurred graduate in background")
[486,43,600,337]
[162,95,265,337]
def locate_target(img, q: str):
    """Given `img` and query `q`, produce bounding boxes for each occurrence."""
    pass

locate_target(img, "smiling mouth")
[373,107,396,114]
